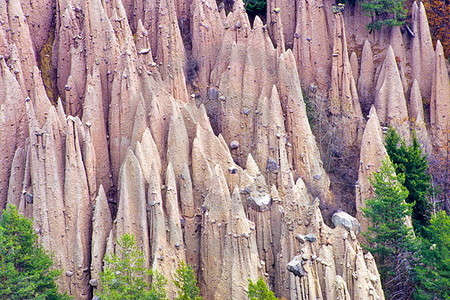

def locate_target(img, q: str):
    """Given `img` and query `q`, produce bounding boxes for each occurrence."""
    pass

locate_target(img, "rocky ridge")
[0,0,449,299]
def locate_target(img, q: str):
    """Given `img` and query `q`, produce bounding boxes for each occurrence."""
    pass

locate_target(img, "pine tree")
[360,0,407,30]
[363,159,417,299]
[173,262,202,300]
[415,211,450,299]
[98,234,167,300]
[243,0,267,17]
[0,204,70,300]
[247,278,278,300]
[385,128,432,237]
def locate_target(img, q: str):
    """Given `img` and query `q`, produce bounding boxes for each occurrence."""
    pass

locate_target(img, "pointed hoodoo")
[430,40,450,158]
[358,40,375,113]
[91,185,113,288]
[64,117,92,299]
[146,0,188,102]
[356,106,389,235]
[329,12,363,149]
[409,79,432,154]
[374,46,410,140]
[113,148,150,267]
[277,49,332,206]
[389,26,408,92]
[82,66,112,191]
[201,165,260,299]
[411,1,435,98]
[191,0,224,96]
[292,0,331,90]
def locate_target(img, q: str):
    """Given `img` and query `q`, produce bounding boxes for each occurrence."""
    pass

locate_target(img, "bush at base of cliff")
[173,262,202,300]
[247,278,278,300]
[360,0,407,30]
[363,159,417,299]
[385,128,432,238]
[415,211,450,299]
[98,234,167,300]
[0,204,71,300]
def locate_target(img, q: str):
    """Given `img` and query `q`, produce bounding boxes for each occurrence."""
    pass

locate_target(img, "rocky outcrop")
[409,79,432,154]
[355,106,388,234]
[358,40,375,113]
[430,40,450,159]
[329,12,363,149]
[411,1,435,98]
[374,46,410,140]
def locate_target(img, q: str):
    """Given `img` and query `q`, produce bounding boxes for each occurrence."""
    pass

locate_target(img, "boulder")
[332,211,361,234]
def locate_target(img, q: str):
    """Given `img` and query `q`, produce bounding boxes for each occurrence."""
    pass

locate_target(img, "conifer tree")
[173,262,202,300]
[0,204,70,300]
[364,159,416,299]
[385,128,432,237]
[360,0,407,30]
[98,234,167,300]
[415,211,450,299]
[247,278,278,300]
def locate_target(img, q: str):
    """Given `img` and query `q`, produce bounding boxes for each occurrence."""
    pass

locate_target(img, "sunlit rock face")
[1,0,447,298]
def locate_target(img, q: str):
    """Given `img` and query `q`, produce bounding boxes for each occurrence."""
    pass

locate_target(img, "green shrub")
[247,278,278,300]
[98,234,167,300]
[363,159,417,298]
[415,211,450,299]
[243,0,267,17]
[173,262,202,300]
[360,0,407,30]
[0,204,71,300]
[385,128,432,238]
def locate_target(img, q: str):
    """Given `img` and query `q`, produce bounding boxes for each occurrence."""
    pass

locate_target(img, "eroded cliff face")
[0,0,448,299]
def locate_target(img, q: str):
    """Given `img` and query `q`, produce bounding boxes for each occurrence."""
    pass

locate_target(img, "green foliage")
[363,159,417,298]
[98,234,167,300]
[0,204,70,300]
[360,0,407,30]
[243,0,267,16]
[247,278,278,300]
[414,211,450,299]
[385,128,432,237]
[173,262,202,300]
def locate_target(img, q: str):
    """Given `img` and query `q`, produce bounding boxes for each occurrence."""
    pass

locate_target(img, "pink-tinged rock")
[277,50,332,206]
[112,148,150,266]
[267,0,295,49]
[411,1,434,98]
[350,51,359,84]
[292,0,331,90]
[374,46,410,140]
[409,79,432,154]
[26,103,70,292]
[82,66,112,190]
[108,55,143,183]
[191,0,224,95]
[330,13,363,149]
[90,185,112,287]
[355,106,388,235]
[430,40,450,158]
[389,26,408,93]
[19,0,54,52]
[358,40,374,112]
[200,166,260,299]
[7,0,37,92]
[0,60,26,208]
[145,0,188,102]
[64,117,92,299]
[54,4,85,103]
